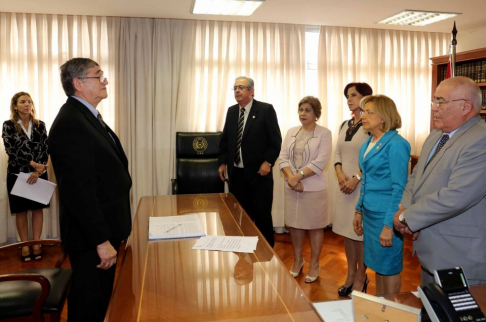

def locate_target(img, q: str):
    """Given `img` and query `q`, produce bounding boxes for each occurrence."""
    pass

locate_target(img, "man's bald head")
[433,77,482,132]
[438,76,482,112]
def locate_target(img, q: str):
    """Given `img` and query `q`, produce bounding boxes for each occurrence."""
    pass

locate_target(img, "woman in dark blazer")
[2,92,49,261]
[353,95,410,295]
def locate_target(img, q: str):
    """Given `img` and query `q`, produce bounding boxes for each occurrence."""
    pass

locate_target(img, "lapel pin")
[253,116,255,119]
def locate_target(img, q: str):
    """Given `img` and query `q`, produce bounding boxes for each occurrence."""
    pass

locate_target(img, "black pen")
[165,224,181,233]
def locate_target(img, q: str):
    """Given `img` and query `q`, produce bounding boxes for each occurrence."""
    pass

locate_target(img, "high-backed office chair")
[172,132,225,194]
[0,239,72,322]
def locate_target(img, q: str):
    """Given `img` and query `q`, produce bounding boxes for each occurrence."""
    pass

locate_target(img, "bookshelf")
[430,47,486,130]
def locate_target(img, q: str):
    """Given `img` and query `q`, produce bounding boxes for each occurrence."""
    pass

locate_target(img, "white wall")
[457,26,486,52]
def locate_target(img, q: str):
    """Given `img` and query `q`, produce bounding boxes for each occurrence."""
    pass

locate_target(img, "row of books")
[481,89,486,109]
[440,60,486,83]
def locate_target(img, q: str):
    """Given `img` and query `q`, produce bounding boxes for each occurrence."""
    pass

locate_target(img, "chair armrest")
[171,178,178,195]
[55,249,69,268]
[410,155,419,173]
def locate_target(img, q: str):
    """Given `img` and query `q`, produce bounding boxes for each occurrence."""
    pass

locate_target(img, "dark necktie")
[425,134,449,169]
[97,113,106,129]
[234,108,245,165]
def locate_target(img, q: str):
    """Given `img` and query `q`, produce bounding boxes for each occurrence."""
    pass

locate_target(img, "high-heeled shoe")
[362,275,370,293]
[289,259,305,278]
[32,245,43,261]
[338,284,353,296]
[20,246,32,262]
[305,264,320,283]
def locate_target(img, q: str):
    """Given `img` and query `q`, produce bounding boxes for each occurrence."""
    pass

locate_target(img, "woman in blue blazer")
[353,95,410,295]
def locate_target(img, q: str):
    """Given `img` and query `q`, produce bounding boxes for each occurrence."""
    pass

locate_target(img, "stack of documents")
[149,214,206,240]
[192,235,258,253]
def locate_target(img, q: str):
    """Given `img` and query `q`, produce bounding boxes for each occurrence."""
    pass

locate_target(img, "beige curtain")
[317,26,449,228]
[116,18,306,226]
[0,13,117,243]
[1,13,450,243]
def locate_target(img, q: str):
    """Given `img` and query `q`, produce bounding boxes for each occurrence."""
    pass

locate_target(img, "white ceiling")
[1,0,486,34]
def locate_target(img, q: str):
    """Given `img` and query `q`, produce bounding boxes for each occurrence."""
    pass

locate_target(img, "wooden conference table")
[105,193,322,322]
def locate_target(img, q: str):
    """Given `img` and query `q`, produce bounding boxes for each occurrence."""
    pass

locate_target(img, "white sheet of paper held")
[10,172,56,205]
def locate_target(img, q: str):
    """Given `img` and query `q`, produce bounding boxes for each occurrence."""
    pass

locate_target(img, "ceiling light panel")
[191,0,265,16]
[377,10,460,27]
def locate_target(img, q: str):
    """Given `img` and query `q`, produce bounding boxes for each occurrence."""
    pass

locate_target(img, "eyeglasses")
[431,99,467,109]
[232,85,249,91]
[360,110,376,116]
[78,75,108,83]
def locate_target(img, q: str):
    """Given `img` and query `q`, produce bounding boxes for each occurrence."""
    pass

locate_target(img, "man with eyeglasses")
[218,76,282,247]
[394,76,486,286]
[49,58,132,321]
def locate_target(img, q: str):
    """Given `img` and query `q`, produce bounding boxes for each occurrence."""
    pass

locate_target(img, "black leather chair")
[0,239,71,322]
[172,132,225,194]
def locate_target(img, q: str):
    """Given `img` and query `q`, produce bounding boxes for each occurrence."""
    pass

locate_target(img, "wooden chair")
[0,239,71,322]
[410,154,419,173]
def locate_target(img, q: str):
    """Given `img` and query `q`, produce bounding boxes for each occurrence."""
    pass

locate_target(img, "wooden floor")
[274,227,422,302]
[0,228,421,321]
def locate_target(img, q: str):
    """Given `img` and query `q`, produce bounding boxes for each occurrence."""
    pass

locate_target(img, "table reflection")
[106,194,321,321]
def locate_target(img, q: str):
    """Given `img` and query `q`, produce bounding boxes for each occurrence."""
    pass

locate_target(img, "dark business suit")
[49,97,132,321]
[219,99,282,247]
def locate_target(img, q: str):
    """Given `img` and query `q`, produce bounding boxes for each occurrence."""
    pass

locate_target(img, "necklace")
[301,133,311,143]
[347,118,362,135]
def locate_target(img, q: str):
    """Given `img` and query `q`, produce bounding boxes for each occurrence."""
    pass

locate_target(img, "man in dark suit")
[49,58,132,321]
[218,76,282,247]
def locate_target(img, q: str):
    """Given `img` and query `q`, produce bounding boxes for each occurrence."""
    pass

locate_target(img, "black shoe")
[32,245,42,261]
[20,246,32,262]
[338,284,353,296]
[362,276,370,293]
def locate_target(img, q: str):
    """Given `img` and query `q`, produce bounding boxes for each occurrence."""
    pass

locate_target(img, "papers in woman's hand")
[11,172,56,204]
[192,236,258,253]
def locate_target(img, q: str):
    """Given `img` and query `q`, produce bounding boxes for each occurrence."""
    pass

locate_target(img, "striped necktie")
[234,108,245,165]
[97,113,106,129]
[425,134,449,169]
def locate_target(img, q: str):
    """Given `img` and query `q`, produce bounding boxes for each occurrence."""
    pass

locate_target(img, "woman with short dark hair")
[279,96,332,283]
[333,82,372,296]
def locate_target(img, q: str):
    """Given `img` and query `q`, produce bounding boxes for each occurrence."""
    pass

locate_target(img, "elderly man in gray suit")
[394,76,486,286]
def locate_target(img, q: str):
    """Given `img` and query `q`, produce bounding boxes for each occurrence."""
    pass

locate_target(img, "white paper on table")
[192,235,258,253]
[312,300,354,322]
[149,214,206,240]
[10,172,56,205]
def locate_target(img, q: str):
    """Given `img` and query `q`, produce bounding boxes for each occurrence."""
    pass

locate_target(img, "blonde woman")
[353,95,410,295]
[2,92,49,261]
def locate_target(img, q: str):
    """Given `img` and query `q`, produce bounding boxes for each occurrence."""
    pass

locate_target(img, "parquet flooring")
[0,228,421,321]
[274,227,422,302]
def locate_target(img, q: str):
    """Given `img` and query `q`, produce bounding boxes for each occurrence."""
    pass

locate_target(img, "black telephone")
[418,267,486,322]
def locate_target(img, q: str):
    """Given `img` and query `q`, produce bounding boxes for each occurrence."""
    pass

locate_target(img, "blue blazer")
[356,130,410,227]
